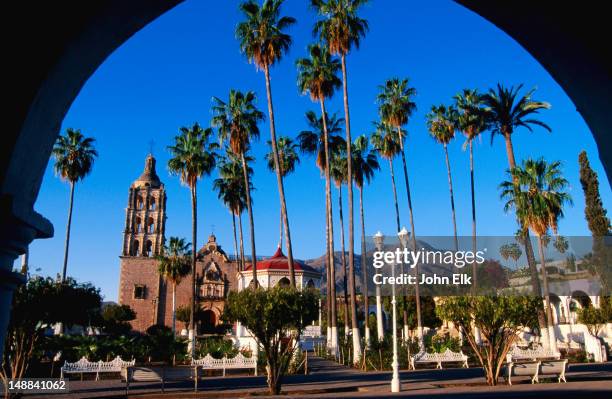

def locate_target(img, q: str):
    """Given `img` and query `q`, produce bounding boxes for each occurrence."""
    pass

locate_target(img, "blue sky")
[28,0,612,302]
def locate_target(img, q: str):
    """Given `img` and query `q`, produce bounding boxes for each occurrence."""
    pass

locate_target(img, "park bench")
[503,359,568,385]
[506,345,560,363]
[123,366,199,395]
[60,356,135,380]
[191,353,257,376]
[539,359,568,383]
[409,349,469,370]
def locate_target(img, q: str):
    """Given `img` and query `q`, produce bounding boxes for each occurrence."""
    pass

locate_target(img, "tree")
[265,136,300,249]
[101,304,136,336]
[500,158,572,352]
[237,0,297,287]
[224,287,318,395]
[578,150,612,295]
[377,77,422,347]
[500,243,522,269]
[437,296,540,385]
[213,150,253,271]
[157,237,192,335]
[553,235,569,254]
[1,277,101,395]
[52,128,98,281]
[426,104,459,251]
[482,84,552,336]
[453,89,487,289]
[351,134,379,345]
[577,305,607,337]
[313,0,369,363]
[212,90,264,287]
[296,43,342,350]
[167,122,218,356]
[297,110,344,350]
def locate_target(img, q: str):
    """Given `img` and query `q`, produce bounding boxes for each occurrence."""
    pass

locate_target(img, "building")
[118,154,239,333]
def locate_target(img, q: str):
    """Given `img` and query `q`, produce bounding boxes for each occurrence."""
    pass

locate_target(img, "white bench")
[506,346,560,363]
[60,356,135,380]
[504,359,568,385]
[123,366,199,394]
[409,349,469,370]
[191,353,257,376]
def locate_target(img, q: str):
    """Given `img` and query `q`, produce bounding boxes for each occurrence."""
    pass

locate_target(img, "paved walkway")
[17,358,612,398]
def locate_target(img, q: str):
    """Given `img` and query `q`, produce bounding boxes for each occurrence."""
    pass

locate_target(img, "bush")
[196,336,237,359]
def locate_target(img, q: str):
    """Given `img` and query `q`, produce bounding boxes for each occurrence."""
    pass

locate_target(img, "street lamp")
[398,226,424,351]
[382,231,401,393]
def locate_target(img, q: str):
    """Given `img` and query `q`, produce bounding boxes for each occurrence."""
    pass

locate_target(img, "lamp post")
[373,232,385,341]
[398,226,424,351]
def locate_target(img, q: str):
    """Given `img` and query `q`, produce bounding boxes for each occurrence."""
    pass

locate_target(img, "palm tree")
[237,0,297,287]
[213,150,254,271]
[296,43,342,349]
[426,104,459,251]
[167,122,218,357]
[298,110,344,350]
[313,0,369,363]
[212,90,264,287]
[157,237,192,335]
[453,89,487,288]
[500,158,572,352]
[265,136,300,249]
[482,83,552,339]
[52,128,98,282]
[376,77,423,348]
[351,134,379,346]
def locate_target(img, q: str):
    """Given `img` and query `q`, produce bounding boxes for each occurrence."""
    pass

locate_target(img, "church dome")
[244,247,319,274]
[132,154,162,189]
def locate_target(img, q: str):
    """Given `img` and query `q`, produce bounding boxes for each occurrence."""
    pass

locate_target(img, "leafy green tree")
[501,158,572,352]
[167,122,218,356]
[52,128,98,281]
[157,237,192,335]
[553,235,569,254]
[213,90,264,286]
[577,306,607,336]
[313,0,369,363]
[436,295,540,385]
[265,136,300,248]
[224,287,318,394]
[237,0,298,286]
[101,304,136,336]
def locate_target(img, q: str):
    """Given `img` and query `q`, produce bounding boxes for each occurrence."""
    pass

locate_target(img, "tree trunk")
[61,181,76,281]
[359,186,370,345]
[279,207,283,250]
[469,140,477,289]
[340,54,361,363]
[397,127,422,348]
[172,282,177,335]
[263,65,295,287]
[338,186,350,336]
[321,99,337,353]
[443,144,459,251]
[389,159,401,232]
[537,234,558,352]
[241,154,257,285]
[238,212,245,272]
[189,184,197,357]
[231,212,239,269]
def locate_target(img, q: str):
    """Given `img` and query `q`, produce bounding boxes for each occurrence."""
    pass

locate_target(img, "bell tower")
[122,154,166,257]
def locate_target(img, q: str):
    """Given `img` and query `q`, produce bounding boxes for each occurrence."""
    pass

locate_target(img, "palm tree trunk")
[397,127,422,347]
[238,212,246,272]
[172,282,177,335]
[469,140,477,288]
[537,234,558,352]
[389,159,401,232]
[340,54,361,363]
[320,98,338,353]
[503,133,547,342]
[263,65,296,287]
[338,186,350,336]
[279,208,283,250]
[189,183,197,358]
[443,144,459,251]
[241,154,257,285]
[232,212,239,269]
[359,186,370,345]
[61,181,76,281]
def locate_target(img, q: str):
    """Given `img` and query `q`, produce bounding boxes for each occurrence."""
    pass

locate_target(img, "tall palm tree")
[500,158,572,352]
[453,89,487,288]
[426,104,459,251]
[213,150,253,271]
[237,0,297,287]
[376,77,423,348]
[351,134,379,346]
[313,0,369,363]
[212,90,264,287]
[297,110,344,351]
[330,149,351,338]
[482,84,552,339]
[167,122,218,357]
[52,128,98,282]
[265,136,300,249]
[296,43,342,350]
[157,237,192,335]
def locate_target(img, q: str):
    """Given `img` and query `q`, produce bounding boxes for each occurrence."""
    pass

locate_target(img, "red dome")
[244,247,318,274]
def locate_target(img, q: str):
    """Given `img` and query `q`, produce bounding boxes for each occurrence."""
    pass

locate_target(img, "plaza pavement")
[18,357,612,399]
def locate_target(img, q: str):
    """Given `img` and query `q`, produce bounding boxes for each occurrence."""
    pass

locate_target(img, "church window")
[135,217,142,233]
[133,284,146,299]
[145,240,152,257]
[137,195,144,210]
[150,198,156,210]
[278,277,290,288]
[132,240,140,256]
[147,217,154,233]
